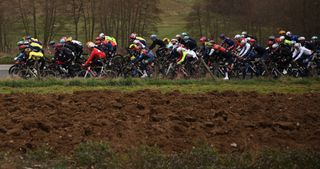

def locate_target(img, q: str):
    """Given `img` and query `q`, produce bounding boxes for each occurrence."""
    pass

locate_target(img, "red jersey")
[85,48,106,65]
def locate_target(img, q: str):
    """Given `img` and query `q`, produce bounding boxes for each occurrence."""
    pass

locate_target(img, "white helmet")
[86,42,95,48]
[242,31,247,36]
[279,36,285,41]
[133,40,140,44]
[272,43,279,49]
[99,33,105,39]
[286,31,292,36]
[311,36,318,41]
[234,34,241,39]
[298,37,306,41]
[246,37,251,41]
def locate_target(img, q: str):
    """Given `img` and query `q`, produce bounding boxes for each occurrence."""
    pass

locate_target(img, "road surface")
[0,65,12,78]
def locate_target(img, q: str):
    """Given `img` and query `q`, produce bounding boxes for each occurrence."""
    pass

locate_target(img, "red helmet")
[199,36,207,43]
[130,33,137,39]
[18,45,27,50]
[249,39,256,43]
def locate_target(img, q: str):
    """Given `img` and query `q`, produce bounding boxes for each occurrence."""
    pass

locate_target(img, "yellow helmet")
[129,44,137,49]
[279,30,286,35]
[66,36,73,42]
[163,38,170,43]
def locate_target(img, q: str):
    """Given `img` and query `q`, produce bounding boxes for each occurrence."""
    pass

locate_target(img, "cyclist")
[310,36,320,52]
[24,35,44,53]
[292,43,313,67]
[183,36,197,51]
[220,34,236,51]
[129,33,147,46]
[99,33,118,56]
[149,34,166,57]
[83,42,106,67]
[176,46,198,65]
[65,37,83,62]
[50,41,75,73]
[211,43,234,80]
[16,41,28,62]
[130,46,155,78]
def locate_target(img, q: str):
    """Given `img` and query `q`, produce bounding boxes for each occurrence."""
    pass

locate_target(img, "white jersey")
[292,46,312,61]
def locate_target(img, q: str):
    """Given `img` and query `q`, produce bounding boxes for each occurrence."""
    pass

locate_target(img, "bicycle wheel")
[76,70,93,78]
[18,69,34,79]
[101,70,117,79]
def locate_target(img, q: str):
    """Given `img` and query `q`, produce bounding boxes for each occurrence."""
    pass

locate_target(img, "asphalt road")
[0,65,12,78]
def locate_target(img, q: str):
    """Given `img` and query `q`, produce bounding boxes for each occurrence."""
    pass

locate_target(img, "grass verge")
[0,77,319,94]
[1,143,319,169]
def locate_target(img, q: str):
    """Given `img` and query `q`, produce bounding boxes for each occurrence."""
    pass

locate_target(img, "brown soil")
[0,90,319,154]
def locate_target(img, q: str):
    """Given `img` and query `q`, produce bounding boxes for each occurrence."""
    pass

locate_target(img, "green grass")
[2,143,319,169]
[0,56,15,64]
[157,0,195,38]
[0,78,319,94]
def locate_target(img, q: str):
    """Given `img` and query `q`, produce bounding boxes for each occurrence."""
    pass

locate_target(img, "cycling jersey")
[105,36,117,46]
[292,46,312,62]
[149,39,166,50]
[136,37,147,46]
[239,43,251,57]
[28,51,44,60]
[85,47,106,65]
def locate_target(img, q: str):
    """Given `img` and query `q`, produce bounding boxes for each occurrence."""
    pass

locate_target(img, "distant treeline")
[187,0,320,42]
[0,0,161,52]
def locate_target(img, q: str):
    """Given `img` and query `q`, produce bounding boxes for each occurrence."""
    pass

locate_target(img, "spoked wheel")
[101,70,117,79]
[18,69,34,79]
[9,65,22,77]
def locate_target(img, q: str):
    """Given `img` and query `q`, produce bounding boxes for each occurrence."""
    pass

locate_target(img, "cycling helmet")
[86,41,95,48]
[279,30,286,35]
[183,36,190,41]
[268,36,276,41]
[49,41,56,46]
[99,33,105,39]
[286,31,292,36]
[249,38,256,43]
[279,36,285,42]
[17,41,25,46]
[171,39,178,44]
[181,32,188,37]
[298,37,305,41]
[234,34,241,40]
[199,36,207,43]
[163,38,170,43]
[133,40,140,44]
[150,34,157,41]
[129,44,137,49]
[18,45,27,50]
[241,31,247,36]
[219,34,226,39]
[66,36,73,42]
[130,33,137,39]
[272,43,279,49]
[311,36,318,41]
[209,39,216,44]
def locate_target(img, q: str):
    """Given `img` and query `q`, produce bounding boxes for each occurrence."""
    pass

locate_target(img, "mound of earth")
[0,90,319,154]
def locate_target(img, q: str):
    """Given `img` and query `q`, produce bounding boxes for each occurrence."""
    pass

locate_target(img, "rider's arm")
[85,49,97,65]
[293,49,303,62]
[149,41,156,50]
